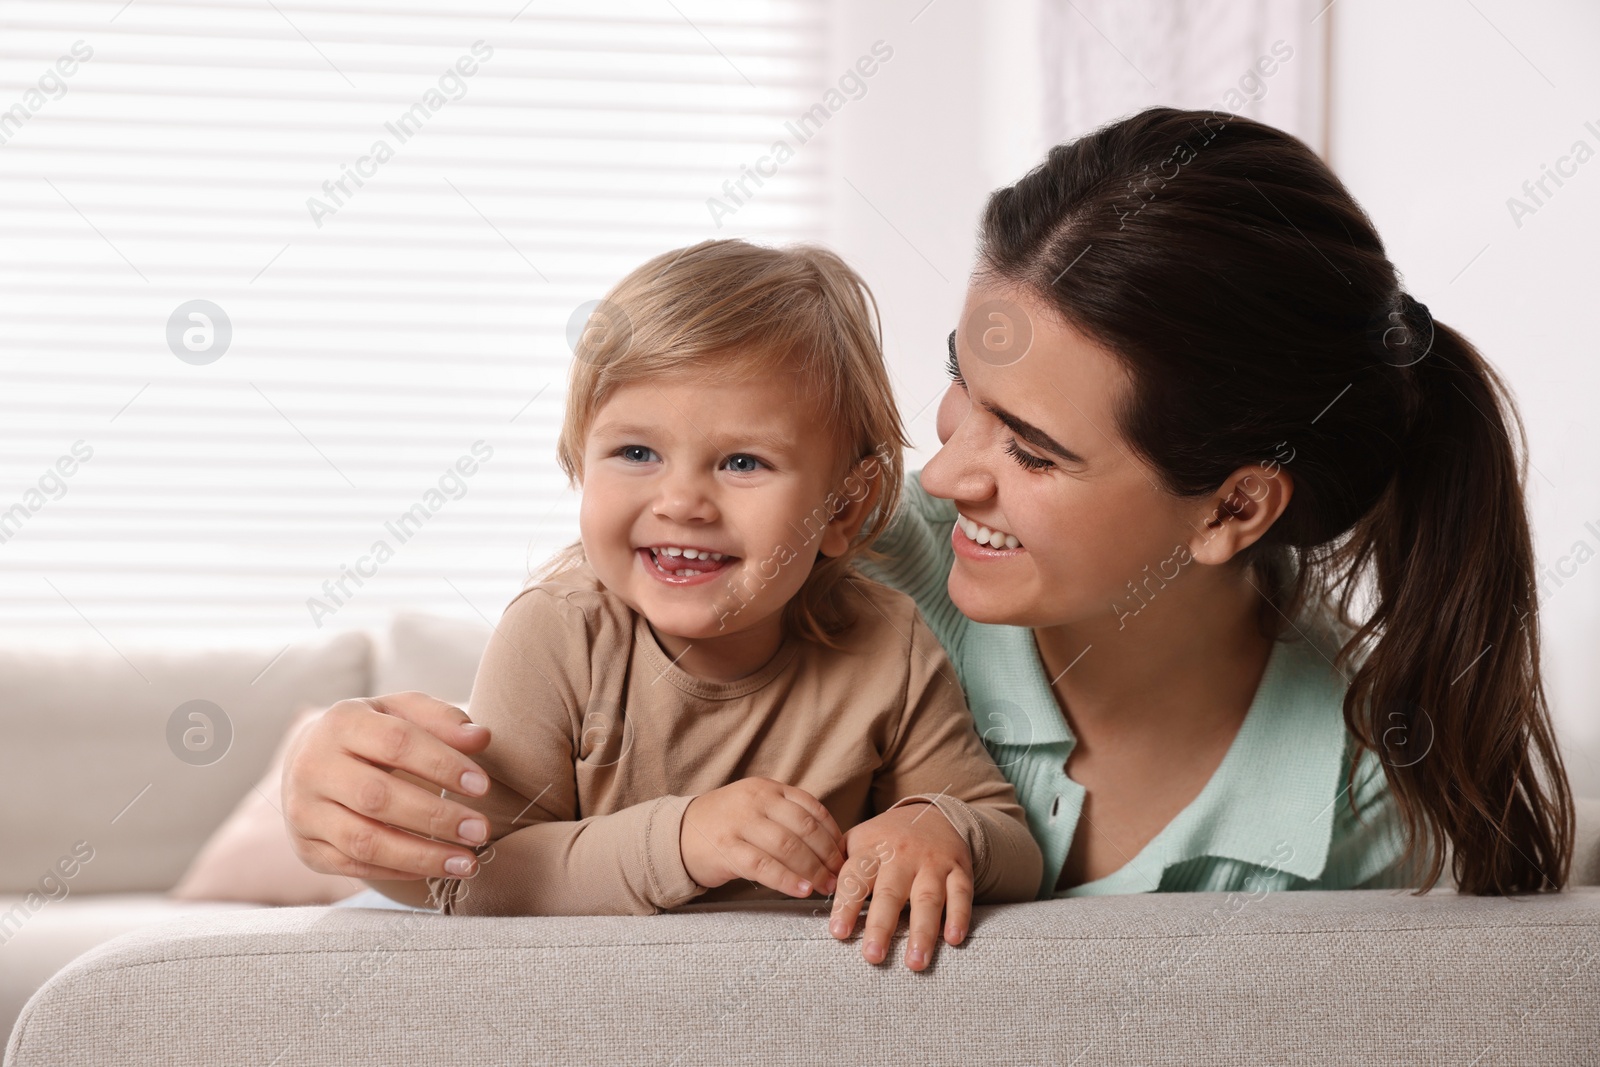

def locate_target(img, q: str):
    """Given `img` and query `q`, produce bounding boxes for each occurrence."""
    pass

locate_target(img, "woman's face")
[921,279,1202,630]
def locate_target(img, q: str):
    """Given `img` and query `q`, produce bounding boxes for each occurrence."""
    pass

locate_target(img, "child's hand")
[680,778,845,899]
[828,801,972,971]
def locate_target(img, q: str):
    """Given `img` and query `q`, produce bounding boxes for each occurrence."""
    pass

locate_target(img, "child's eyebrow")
[592,422,801,457]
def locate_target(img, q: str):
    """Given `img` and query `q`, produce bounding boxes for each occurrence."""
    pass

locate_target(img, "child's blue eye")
[618,445,657,463]
[723,453,764,473]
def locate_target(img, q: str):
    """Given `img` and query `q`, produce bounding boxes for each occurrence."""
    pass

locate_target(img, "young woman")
[283,108,1573,949]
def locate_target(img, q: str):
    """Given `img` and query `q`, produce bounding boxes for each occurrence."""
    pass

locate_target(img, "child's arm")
[415,586,709,918]
[415,585,842,916]
[875,610,1044,900]
[831,605,1044,968]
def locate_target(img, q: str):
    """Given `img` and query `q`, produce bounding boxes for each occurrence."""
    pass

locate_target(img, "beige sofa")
[4,618,1599,1065]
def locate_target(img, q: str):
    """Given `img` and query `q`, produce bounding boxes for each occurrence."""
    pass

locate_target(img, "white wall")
[1330,0,1600,797]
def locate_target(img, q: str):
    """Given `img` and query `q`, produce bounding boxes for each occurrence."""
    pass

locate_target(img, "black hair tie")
[1376,292,1434,367]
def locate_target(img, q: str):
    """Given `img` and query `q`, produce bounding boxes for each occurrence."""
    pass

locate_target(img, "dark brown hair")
[977,106,1572,895]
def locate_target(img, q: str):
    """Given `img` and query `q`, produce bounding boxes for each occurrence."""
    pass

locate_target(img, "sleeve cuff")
[885,793,990,887]
[643,793,708,910]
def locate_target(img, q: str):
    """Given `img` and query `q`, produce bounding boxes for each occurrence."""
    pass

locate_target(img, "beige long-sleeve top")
[419,563,1043,916]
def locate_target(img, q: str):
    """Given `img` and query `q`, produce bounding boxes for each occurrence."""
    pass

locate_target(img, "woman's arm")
[856,475,963,623]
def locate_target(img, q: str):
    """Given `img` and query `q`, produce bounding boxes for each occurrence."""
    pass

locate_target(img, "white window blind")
[0,0,831,648]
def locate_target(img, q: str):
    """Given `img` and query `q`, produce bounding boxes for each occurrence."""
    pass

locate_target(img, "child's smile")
[638,543,736,583]
[578,371,864,681]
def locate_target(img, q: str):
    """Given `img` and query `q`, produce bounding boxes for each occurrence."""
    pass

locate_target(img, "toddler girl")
[378,239,1042,971]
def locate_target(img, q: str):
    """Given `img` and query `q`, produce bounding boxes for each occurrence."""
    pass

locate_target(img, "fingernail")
[796,880,811,896]
[444,856,474,876]
[460,721,483,733]
[949,926,965,942]
[823,876,837,894]
[460,771,488,794]
[830,918,846,938]
[459,818,487,843]
[864,939,882,961]
[908,946,925,967]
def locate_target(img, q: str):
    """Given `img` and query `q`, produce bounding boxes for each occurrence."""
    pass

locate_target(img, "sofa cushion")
[7,890,1599,1066]
[168,706,364,907]
[0,893,260,1047]
[0,630,370,896]
[370,610,491,707]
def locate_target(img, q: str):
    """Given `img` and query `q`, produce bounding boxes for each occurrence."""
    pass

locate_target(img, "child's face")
[578,371,858,646]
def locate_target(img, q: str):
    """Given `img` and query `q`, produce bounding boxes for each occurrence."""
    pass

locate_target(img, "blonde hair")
[545,238,907,646]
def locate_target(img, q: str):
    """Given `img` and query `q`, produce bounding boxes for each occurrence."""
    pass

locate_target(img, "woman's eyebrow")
[983,402,1087,464]
[951,323,1085,463]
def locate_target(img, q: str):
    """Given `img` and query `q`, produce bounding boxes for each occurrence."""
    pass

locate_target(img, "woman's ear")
[818,459,885,558]
[1187,463,1294,565]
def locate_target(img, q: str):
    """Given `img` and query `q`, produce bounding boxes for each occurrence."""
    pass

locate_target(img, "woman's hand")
[828,801,973,971]
[679,777,846,899]
[280,691,495,881]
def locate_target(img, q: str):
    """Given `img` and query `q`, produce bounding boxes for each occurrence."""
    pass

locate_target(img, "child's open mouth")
[637,545,738,585]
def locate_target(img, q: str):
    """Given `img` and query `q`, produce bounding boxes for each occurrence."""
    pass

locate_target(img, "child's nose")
[651,474,718,524]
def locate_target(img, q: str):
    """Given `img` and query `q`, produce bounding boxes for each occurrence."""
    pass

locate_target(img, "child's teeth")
[664,546,682,557]
[1003,534,1019,549]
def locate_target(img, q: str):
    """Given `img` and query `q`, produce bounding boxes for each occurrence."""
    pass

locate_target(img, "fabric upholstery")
[8,890,1599,1066]
[0,629,370,895]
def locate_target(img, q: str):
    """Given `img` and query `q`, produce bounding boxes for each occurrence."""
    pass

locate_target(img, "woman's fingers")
[289,800,482,881]
[282,693,496,880]
[332,693,492,793]
[340,760,492,847]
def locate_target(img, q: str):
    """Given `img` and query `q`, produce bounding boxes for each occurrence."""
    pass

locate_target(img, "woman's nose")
[920,404,996,505]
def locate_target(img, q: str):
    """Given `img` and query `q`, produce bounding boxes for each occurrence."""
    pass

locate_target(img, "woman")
[283,108,1573,932]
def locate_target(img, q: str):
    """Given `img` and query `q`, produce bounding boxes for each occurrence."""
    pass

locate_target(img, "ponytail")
[1333,310,1574,895]
[976,107,1575,896]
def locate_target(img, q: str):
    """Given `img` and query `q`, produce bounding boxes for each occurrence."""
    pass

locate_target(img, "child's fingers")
[741,817,837,897]
[827,852,879,940]
[903,867,949,971]
[727,834,821,899]
[778,785,845,850]
[857,859,914,965]
[766,798,845,879]
[943,868,974,946]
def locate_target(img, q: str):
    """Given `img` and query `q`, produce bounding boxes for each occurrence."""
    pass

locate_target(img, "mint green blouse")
[857,474,1414,900]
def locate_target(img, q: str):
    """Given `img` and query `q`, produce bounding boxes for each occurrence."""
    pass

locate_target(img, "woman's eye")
[618,445,657,463]
[1004,438,1054,472]
[945,336,965,386]
[723,453,764,473]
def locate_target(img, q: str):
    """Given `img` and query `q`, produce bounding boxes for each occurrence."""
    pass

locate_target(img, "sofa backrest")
[0,630,371,895]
